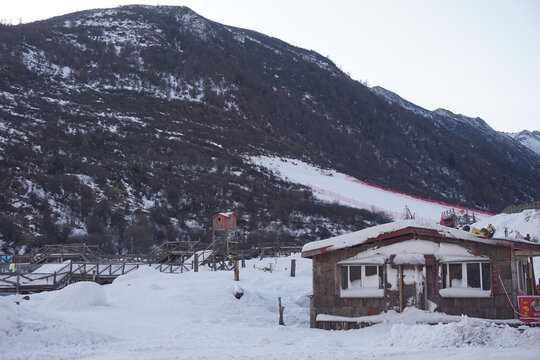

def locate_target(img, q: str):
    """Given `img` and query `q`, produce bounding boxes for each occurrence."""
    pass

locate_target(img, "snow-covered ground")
[472,209,540,275]
[250,156,494,222]
[2,254,539,360]
[473,209,540,243]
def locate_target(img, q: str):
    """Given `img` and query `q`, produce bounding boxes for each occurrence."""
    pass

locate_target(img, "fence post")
[241,256,246,268]
[194,253,199,272]
[290,259,296,277]
[53,272,57,288]
[234,260,239,281]
[16,271,20,294]
[278,297,285,325]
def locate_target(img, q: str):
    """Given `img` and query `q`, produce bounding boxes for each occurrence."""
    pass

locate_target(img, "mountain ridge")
[370,85,540,163]
[0,5,538,253]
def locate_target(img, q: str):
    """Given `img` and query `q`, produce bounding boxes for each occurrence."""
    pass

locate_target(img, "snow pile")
[473,209,540,243]
[382,317,539,348]
[319,307,483,325]
[472,209,540,276]
[1,254,539,359]
[0,298,19,333]
[42,281,108,311]
[250,156,493,222]
[111,264,164,285]
[0,295,113,358]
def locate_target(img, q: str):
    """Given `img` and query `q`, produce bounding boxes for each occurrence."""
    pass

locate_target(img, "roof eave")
[301,226,540,258]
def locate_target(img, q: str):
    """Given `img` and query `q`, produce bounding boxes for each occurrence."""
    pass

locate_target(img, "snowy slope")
[471,209,540,276]
[507,130,540,156]
[1,255,539,359]
[472,209,540,243]
[371,86,540,164]
[251,156,493,223]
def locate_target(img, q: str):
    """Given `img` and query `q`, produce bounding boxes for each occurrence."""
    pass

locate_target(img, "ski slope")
[251,156,494,222]
[2,255,539,360]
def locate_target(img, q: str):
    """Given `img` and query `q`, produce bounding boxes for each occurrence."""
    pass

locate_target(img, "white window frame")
[340,264,384,298]
[439,261,491,298]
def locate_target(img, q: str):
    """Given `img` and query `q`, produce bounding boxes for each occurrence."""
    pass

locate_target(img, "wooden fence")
[502,201,540,214]
[0,261,195,294]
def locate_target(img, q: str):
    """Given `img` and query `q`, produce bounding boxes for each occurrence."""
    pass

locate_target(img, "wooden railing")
[0,261,195,294]
[502,201,540,214]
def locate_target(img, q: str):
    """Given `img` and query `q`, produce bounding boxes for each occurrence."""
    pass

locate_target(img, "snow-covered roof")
[301,220,540,257]
[216,211,235,218]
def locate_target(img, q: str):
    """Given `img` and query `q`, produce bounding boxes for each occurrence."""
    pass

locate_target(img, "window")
[439,262,491,297]
[340,265,384,298]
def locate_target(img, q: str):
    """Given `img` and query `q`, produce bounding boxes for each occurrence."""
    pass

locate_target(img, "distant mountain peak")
[370,85,539,160]
[507,130,540,156]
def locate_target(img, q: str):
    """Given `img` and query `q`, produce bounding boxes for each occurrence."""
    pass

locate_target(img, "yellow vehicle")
[469,224,496,238]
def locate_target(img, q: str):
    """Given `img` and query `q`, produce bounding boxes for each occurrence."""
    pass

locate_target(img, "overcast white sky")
[2,0,539,132]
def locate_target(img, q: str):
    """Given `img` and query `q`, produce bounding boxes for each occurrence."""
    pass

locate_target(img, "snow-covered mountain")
[371,86,540,161]
[506,130,540,156]
[0,5,538,253]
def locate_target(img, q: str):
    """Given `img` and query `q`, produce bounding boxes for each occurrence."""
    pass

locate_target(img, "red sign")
[518,296,540,321]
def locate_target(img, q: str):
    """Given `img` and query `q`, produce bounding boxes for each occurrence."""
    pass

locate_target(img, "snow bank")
[318,307,464,324]
[42,281,108,310]
[381,316,540,348]
[111,264,164,286]
[0,294,112,358]
[0,298,19,332]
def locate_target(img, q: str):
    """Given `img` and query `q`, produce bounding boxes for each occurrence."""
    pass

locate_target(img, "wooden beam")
[515,250,540,257]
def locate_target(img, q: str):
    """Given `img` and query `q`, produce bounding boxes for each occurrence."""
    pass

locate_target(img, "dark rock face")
[0,5,537,252]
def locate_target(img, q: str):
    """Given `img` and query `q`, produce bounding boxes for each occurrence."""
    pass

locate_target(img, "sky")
[1,0,539,132]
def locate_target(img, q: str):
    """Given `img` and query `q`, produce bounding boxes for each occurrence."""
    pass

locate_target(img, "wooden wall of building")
[311,237,516,328]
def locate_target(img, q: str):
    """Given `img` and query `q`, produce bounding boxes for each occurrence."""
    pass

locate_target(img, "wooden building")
[210,212,239,266]
[301,220,540,328]
[212,212,237,231]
